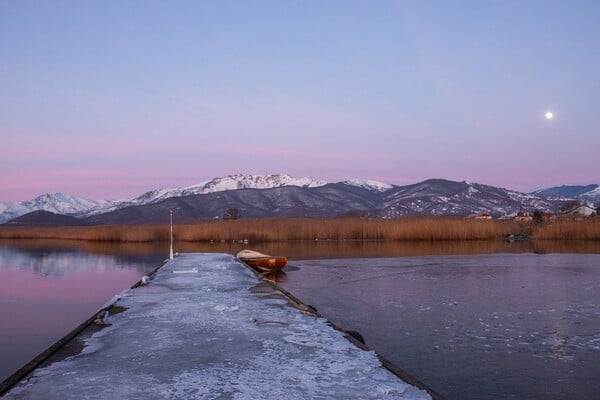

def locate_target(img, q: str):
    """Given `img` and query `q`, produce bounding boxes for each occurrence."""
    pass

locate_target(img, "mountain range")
[531,184,600,201]
[1,174,598,225]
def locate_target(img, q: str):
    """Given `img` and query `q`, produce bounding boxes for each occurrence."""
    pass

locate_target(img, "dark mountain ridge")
[3,210,89,226]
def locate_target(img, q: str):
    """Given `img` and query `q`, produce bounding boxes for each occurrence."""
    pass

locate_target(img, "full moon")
[545,111,554,120]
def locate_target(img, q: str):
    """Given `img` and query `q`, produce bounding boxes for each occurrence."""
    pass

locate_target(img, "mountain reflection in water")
[0,243,165,382]
[2,238,600,261]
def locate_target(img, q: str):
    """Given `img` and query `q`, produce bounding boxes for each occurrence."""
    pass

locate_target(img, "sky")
[1,0,599,202]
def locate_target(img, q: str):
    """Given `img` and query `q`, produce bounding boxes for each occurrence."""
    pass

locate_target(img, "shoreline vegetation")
[0,217,598,243]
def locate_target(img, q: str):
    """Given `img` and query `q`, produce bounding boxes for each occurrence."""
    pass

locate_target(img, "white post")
[169,210,174,260]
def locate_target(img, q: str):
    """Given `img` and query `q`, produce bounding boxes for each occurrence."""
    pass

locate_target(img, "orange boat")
[236,250,287,272]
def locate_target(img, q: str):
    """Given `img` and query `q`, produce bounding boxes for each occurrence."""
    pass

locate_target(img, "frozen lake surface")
[280,253,600,400]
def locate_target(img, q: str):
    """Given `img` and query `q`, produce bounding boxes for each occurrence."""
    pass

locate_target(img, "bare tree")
[532,209,544,225]
[223,208,241,220]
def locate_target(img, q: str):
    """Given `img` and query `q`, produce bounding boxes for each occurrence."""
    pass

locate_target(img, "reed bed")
[0,217,519,243]
[533,217,600,240]
[176,217,517,242]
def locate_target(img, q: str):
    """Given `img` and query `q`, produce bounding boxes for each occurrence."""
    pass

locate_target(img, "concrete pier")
[3,253,431,399]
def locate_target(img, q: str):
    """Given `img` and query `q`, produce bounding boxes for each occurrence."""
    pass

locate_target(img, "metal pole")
[169,210,174,259]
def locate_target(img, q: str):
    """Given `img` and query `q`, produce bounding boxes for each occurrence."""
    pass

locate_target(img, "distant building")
[514,211,532,221]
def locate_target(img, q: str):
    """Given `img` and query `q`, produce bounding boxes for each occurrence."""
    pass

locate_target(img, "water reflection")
[530,240,600,255]
[0,247,158,278]
[2,238,600,261]
[261,270,287,283]
[0,244,164,382]
[0,239,168,260]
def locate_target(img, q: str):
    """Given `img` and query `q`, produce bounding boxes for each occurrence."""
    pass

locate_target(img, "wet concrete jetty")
[2,253,431,399]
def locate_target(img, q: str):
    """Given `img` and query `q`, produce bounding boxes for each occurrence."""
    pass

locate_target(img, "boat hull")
[236,250,287,272]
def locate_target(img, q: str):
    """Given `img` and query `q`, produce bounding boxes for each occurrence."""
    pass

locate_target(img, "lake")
[0,241,165,382]
[1,239,599,399]
[280,254,600,400]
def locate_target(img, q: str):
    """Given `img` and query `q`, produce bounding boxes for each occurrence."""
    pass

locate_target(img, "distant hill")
[1,174,596,226]
[3,210,88,226]
[379,179,556,218]
[531,184,600,203]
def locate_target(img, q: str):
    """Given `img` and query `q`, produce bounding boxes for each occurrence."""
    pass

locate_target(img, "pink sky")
[2,2,598,202]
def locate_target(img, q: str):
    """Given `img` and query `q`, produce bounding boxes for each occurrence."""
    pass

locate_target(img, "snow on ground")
[5,253,430,400]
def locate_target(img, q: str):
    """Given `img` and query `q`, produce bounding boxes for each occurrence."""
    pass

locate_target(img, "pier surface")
[3,253,430,399]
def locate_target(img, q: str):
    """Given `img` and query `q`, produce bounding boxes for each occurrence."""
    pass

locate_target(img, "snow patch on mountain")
[82,174,330,216]
[135,174,327,203]
[531,184,599,200]
[583,186,600,199]
[197,174,327,192]
[0,193,119,224]
[343,179,394,192]
[467,186,479,195]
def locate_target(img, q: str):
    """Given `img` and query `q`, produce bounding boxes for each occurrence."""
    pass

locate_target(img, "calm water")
[0,243,165,381]
[1,239,599,399]
[280,254,600,400]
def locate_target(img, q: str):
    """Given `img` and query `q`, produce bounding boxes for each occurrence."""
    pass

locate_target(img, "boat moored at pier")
[236,250,287,272]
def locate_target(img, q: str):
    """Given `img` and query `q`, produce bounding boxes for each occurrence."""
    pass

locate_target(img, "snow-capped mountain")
[1,174,331,221]
[343,179,394,192]
[133,174,328,203]
[531,184,600,203]
[0,193,118,224]
[2,174,596,225]
[83,174,329,216]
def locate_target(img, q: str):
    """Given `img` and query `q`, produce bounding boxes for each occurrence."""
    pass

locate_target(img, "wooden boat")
[236,250,287,272]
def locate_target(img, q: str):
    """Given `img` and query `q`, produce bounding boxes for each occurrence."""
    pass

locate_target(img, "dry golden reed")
[0,217,520,243]
[533,217,600,240]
